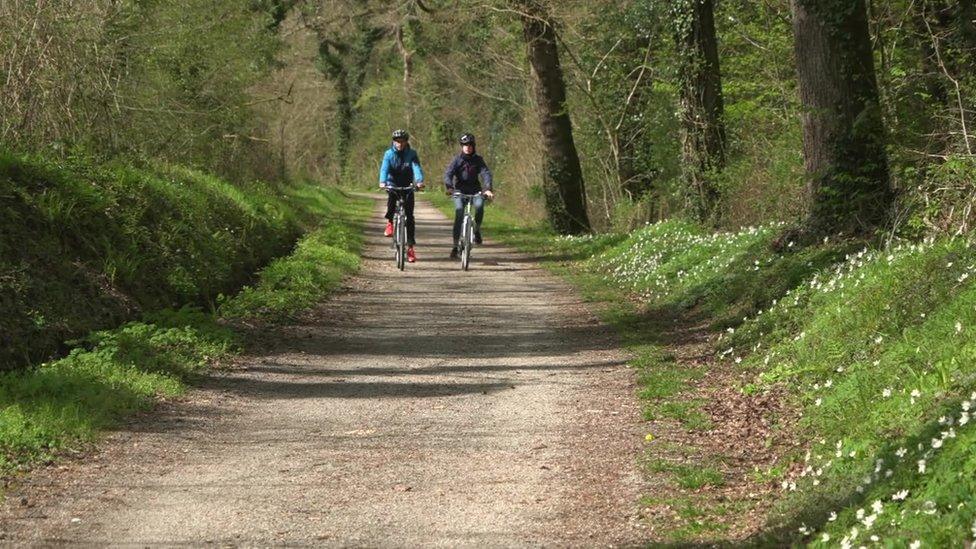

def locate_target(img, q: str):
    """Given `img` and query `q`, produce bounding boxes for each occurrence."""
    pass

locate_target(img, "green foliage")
[219,189,369,320]
[728,239,976,544]
[1,1,281,179]
[0,150,337,370]
[0,307,235,471]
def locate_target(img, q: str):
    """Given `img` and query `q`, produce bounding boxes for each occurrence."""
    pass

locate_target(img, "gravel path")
[1,196,646,546]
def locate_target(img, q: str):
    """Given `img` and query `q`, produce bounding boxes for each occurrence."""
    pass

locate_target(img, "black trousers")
[385,190,416,245]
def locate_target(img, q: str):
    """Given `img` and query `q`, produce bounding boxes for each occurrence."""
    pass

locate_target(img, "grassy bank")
[1,152,369,472]
[473,198,976,545]
[0,151,309,370]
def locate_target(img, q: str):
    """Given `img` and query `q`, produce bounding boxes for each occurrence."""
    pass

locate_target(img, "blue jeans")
[453,194,484,244]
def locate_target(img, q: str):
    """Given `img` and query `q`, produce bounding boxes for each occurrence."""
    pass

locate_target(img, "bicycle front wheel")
[461,215,472,271]
[395,216,406,271]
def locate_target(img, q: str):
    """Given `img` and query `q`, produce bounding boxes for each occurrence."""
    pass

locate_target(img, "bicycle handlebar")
[382,184,419,192]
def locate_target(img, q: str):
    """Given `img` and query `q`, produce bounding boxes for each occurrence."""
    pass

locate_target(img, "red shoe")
[383,220,393,237]
[407,246,416,263]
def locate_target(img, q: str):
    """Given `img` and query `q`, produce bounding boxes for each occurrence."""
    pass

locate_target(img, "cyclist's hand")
[484,190,495,200]
[416,182,425,191]
[446,188,455,196]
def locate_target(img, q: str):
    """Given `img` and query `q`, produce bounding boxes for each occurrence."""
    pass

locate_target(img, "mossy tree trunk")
[315,23,380,176]
[673,0,726,223]
[791,0,894,235]
[515,0,591,235]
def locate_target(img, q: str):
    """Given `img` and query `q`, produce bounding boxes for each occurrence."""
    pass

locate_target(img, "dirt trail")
[1,196,646,546]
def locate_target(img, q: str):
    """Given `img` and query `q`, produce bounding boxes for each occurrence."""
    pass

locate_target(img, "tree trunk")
[516,0,591,234]
[317,41,353,173]
[913,2,950,106]
[958,0,976,53]
[791,0,893,236]
[675,0,726,222]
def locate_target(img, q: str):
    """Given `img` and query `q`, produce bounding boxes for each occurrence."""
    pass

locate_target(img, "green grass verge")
[0,307,234,471]
[0,178,368,474]
[218,188,370,321]
[469,196,976,545]
[729,239,976,545]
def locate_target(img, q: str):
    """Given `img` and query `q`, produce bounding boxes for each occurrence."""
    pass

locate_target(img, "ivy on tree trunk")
[672,0,726,223]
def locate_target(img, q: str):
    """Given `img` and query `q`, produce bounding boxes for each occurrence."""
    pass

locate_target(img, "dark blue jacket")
[443,153,493,194]
[379,145,424,187]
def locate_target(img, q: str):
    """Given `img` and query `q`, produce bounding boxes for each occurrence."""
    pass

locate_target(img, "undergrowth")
[0,152,368,473]
[486,205,976,545]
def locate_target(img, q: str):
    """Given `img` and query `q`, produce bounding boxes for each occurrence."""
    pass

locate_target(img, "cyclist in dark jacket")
[443,133,494,258]
[379,129,425,262]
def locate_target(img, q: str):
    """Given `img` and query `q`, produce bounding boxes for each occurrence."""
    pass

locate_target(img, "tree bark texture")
[516,0,591,234]
[675,0,726,222]
[791,0,894,235]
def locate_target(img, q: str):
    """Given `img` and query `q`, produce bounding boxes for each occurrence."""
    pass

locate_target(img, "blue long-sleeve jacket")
[379,145,424,187]
[443,153,493,194]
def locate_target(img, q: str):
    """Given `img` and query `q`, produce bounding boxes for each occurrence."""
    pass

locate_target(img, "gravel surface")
[1,196,647,546]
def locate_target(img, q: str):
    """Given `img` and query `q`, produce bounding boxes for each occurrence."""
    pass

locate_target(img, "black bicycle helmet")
[392,129,409,140]
[459,133,475,145]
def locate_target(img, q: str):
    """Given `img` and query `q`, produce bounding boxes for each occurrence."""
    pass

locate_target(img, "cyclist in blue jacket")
[443,133,494,258]
[379,129,425,262]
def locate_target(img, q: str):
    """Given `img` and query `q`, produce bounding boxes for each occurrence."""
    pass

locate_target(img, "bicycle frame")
[385,185,416,271]
[453,192,482,271]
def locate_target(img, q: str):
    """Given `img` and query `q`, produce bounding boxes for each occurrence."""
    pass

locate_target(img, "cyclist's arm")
[411,151,424,184]
[479,158,493,192]
[378,151,393,187]
[443,156,458,192]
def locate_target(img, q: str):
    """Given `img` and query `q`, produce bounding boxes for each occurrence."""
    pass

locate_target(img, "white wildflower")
[872,500,883,514]
[882,388,892,398]
[828,511,837,522]
[918,459,927,473]
[892,489,909,501]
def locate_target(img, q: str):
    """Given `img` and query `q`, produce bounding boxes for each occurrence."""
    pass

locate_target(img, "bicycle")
[453,192,484,271]
[384,185,416,271]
